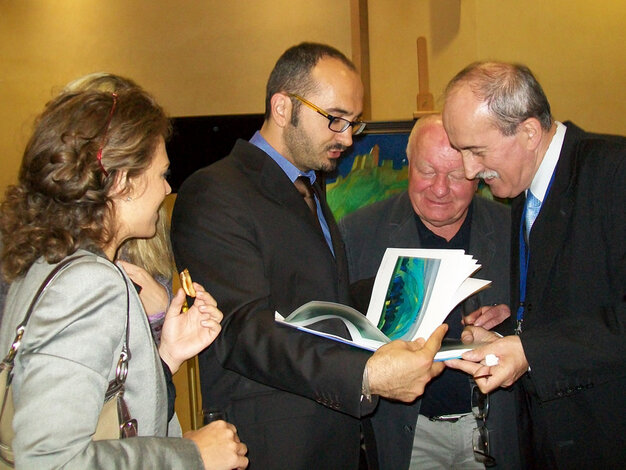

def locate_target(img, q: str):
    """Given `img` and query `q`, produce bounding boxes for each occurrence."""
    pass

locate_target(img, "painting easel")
[413,36,438,119]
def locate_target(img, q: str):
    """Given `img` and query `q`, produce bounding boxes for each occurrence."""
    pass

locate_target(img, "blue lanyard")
[516,173,555,335]
[516,214,530,335]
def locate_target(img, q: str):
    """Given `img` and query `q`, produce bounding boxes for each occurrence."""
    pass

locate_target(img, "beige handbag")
[0,256,137,468]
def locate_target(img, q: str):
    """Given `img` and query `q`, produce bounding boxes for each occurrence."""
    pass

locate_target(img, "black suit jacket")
[511,122,626,468]
[340,192,522,469]
[171,139,373,470]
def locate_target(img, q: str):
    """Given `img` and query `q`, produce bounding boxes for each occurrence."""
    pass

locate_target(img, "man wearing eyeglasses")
[172,42,447,470]
[443,62,626,469]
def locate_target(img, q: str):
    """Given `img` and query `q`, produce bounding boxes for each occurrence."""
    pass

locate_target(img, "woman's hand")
[117,260,169,316]
[184,421,248,470]
[158,283,223,374]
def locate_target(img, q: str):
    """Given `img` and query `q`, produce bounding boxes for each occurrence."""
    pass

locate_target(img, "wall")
[0,0,351,194]
[368,0,626,135]
[2,1,625,195]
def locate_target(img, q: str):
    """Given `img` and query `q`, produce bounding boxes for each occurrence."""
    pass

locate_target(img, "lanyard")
[516,215,530,335]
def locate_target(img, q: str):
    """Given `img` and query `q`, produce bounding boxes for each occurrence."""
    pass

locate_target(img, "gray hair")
[445,62,552,135]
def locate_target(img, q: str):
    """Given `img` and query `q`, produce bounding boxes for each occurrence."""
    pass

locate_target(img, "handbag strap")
[2,256,132,389]
[3,255,85,365]
[109,263,131,387]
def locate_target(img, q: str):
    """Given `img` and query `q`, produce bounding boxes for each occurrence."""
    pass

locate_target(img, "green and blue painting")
[377,256,440,341]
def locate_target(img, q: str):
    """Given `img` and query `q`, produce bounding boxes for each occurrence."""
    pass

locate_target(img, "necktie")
[517,190,542,335]
[524,190,542,240]
[295,176,335,255]
[294,176,317,216]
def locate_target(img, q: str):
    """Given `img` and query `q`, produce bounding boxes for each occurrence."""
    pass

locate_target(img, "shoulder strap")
[110,263,131,386]
[3,256,131,385]
[3,255,85,365]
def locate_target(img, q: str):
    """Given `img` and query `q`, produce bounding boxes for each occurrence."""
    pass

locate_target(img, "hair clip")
[96,92,118,177]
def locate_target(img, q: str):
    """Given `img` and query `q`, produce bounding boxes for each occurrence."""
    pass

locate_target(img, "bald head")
[406,114,478,241]
[406,114,449,164]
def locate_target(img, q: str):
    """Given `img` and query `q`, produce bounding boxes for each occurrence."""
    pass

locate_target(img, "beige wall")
[0,0,351,193]
[368,0,626,134]
[2,1,625,195]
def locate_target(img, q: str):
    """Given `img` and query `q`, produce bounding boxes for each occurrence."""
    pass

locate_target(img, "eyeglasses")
[288,93,366,135]
[471,382,496,466]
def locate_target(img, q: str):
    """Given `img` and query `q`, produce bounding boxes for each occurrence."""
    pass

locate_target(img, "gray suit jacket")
[340,192,522,470]
[0,251,202,469]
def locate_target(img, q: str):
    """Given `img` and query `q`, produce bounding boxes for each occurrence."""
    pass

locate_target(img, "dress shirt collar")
[528,121,566,201]
[249,131,317,184]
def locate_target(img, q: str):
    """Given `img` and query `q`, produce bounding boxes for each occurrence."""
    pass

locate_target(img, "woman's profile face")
[118,136,171,242]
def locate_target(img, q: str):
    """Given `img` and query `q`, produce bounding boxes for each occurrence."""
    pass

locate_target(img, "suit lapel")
[388,193,423,248]
[232,140,339,266]
[526,126,579,305]
[315,180,351,295]
[469,198,496,270]
[511,194,524,310]
[234,140,324,227]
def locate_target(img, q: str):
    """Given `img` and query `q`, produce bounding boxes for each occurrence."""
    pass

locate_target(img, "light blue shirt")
[249,131,335,255]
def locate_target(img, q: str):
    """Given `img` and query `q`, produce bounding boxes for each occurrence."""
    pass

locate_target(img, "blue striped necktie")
[524,190,542,240]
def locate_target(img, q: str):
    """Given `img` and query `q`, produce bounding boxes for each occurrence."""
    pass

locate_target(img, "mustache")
[326,144,348,152]
[475,170,500,180]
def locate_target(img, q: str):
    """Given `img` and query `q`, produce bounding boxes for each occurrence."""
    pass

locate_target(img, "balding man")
[340,115,520,469]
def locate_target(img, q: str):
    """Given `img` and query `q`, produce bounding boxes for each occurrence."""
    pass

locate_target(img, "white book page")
[276,301,390,345]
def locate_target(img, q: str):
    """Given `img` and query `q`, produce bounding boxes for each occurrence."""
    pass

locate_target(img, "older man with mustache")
[443,61,626,469]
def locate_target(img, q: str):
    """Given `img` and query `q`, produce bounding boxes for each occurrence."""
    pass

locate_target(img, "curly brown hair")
[0,85,170,281]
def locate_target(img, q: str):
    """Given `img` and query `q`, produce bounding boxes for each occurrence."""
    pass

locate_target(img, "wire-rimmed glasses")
[288,93,366,135]
[471,381,496,466]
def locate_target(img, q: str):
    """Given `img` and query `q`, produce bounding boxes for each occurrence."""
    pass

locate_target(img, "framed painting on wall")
[325,119,502,221]
[326,120,413,221]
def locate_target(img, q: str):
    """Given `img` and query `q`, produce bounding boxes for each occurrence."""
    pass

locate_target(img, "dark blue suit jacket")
[171,139,374,470]
[511,123,626,468]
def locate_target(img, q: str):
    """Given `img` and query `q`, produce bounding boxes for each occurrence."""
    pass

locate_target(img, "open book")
[275,248,491,360]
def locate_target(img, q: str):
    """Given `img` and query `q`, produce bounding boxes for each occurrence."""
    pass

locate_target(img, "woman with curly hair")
[0,81,248,469]
[63,72,176,344]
